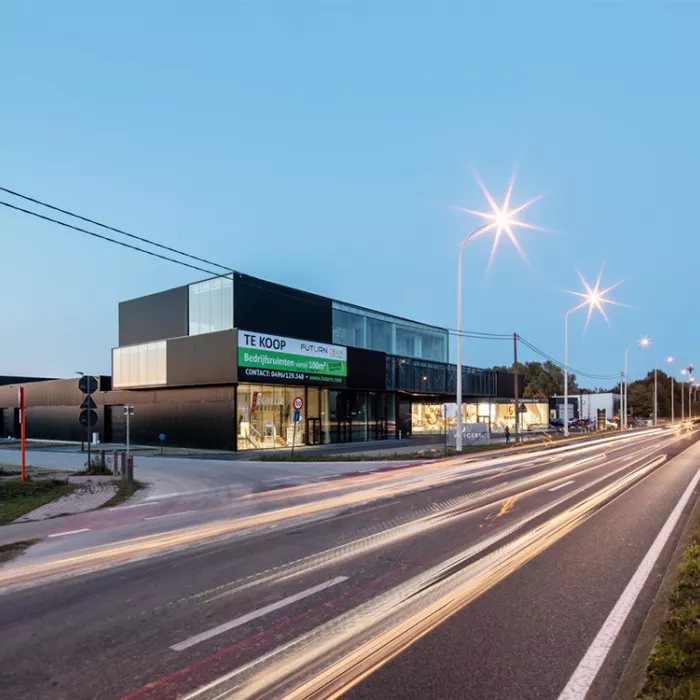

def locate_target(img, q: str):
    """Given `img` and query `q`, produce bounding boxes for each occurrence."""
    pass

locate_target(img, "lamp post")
[668,356,674,423]
[681,369,687,421]
[623,336,650,429]
[689,374,695,421]
[454,176,542,451]
[563,271,623,437]
[456,221,498,451]
[563,306,579,437]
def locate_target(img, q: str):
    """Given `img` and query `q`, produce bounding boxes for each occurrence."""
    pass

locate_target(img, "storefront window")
[411,403,448,434]
[236,384,307,450]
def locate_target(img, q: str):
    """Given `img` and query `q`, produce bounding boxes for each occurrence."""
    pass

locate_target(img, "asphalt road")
[0,426,698,700]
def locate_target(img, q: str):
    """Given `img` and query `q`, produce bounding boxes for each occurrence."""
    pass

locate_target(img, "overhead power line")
[517,335,621,381]
[0,185,233,274]
[1,191,512,341]
[0,200,224,279]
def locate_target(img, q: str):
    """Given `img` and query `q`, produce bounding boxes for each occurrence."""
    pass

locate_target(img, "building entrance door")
[307,418,322,445]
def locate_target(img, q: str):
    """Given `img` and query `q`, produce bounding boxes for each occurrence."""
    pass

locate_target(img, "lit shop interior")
[411,399,550,434]
[236,384,397,450]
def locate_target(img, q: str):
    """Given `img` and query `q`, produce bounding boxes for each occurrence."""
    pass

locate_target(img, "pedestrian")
[505,425,511,445]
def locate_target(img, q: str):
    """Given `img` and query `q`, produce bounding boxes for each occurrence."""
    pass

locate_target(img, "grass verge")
[0,539,40,564]
[100,480,145,510]
[0,479,75,525]
[637,519,700,699]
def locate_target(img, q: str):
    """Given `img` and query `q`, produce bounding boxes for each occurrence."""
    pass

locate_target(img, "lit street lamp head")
[565,267,624,332]
[456,171,544,269]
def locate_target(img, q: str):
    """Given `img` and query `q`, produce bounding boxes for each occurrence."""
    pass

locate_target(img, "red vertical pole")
[18,386,26,482]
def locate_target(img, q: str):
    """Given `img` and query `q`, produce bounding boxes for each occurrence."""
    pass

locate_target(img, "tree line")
[492,362,694,420]
[490,361,579,398]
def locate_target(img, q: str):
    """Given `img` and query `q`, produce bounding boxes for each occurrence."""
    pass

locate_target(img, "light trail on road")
[0,429,673,591]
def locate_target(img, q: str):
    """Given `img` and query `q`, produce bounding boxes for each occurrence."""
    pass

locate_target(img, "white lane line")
[171,576,348,652]
[108,502,152,512]
[557,463,700,700]
[144,510,197,521]
[48,528,91,538]
[548,480,575,492]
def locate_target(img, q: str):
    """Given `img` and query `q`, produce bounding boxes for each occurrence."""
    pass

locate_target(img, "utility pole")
[86,378,92,470]
[513,333,519,445]
[620,372,624,431]
[682,381,685,421]
[653,368,658,426]
[671,377,674,423]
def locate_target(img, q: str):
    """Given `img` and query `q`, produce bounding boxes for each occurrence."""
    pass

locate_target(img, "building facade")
[0,272,522,451]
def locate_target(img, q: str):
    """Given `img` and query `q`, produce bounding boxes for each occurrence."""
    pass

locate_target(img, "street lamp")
[563,270,623,437]
[623,336,650,429]
[681,368,688,421]
[667,356,675,423]
[455,174,542,451]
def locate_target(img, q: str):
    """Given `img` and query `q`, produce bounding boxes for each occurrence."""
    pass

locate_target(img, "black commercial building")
[0,272,521,451]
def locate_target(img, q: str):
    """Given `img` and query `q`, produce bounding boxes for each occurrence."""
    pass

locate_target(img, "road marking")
[557,463,700,700]
[48,528,91,538]
[548,480,575,492]
[108,502,152,512]
[170,576,348,652]
[144,510,197,521]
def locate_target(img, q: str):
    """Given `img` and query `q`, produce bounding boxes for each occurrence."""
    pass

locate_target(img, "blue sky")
[2,1,698,386]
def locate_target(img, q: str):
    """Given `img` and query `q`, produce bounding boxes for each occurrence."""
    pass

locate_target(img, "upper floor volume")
[113,271,452,389]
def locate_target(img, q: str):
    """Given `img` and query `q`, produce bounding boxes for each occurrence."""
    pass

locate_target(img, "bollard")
[127,456,134,485]
[100,450,106,468]
[113,450,119,476]
[120,452,127,482]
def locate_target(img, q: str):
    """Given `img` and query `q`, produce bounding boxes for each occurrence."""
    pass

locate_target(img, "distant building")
[0,376,55,386]
[550,392,621,422]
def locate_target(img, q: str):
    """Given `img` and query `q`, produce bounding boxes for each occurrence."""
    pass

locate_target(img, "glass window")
[236,384,307,450]
[332,301,448,361]
[366,317,393,353]
[332,308,366,348]
[112,341,167,388]
[189,276,233,336]
[421,332,447,362]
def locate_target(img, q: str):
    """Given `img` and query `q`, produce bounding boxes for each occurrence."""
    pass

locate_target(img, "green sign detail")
[238,348,347,378]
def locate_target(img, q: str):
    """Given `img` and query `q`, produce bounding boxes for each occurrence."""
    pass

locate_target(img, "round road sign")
[159,433,166,442]
[79,409,98,427]
[293,396,303,411]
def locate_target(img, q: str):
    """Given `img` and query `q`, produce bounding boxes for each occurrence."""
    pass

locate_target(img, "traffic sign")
[159,433,166,442]
[80,395,97,410]
[294,409,301,423]
[293,396,303,411]
[78,376,98,394]
[79,409,98,427]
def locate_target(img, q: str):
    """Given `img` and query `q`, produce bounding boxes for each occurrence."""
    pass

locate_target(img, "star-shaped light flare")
[566,268,625,332]
[456,171,545,270]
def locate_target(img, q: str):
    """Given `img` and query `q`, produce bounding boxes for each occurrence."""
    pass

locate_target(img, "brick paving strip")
[13,476,118,523]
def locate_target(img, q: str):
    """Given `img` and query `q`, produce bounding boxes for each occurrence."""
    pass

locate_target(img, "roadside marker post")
[124,406,134,482]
